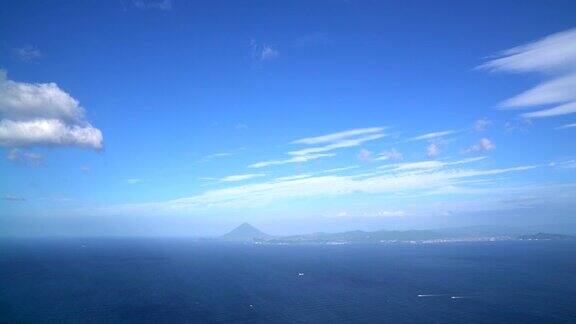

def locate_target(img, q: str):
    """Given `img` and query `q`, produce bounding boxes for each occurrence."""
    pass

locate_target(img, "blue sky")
[1,0,575,236]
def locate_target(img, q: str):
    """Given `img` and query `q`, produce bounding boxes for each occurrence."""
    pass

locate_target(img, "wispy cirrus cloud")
[556,122,576,130]
[319,165,359,174]
[220,173,266,182]
[480,28,576,120]
[126,178,142,185]
[249,153,335,168]
[200,152,232,162]
[250,127,386,168]
[99,157,536,214]
[408,130,455,142]
[270,166,359,184]
[292,127,384,145]
[288,133,385,156]
[269,166,360,184]
[198,148,244,163]
[500,74,576,109]
[273,174,313,182]
[549,159,576,169]
[479,28,576,73]
[330,209,406,219]
[381,156,487,172]
[522,102,576,119]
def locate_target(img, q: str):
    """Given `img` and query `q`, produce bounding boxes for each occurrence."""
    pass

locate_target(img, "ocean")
[1,239,575,323]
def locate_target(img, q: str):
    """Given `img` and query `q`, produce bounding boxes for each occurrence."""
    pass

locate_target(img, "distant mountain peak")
[220,223,271,242]
[237,222,255,229]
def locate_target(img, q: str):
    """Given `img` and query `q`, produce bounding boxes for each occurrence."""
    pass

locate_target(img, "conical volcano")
[219,223,271,242]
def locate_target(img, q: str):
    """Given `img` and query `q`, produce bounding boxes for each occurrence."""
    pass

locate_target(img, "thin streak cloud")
[292,127,385,145]
[408,130,455,141]
[249,153,335,168]
[220,174,266,182]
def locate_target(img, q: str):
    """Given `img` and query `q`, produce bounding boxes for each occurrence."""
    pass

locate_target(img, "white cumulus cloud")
[0,71,103,151]
[261,46,279,60]
[376,148,403,161]
[250,40,279,62]
[6,148,43,166]
[465,138,495,153]
[426,143,440,157]
[0,119,102,149]
[357,148,373,163]
[0,71,84,122]
[13,46,42,62]
[474,118,492,131]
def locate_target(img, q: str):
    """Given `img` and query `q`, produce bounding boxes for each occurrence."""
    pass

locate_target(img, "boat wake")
[417,294,446,297]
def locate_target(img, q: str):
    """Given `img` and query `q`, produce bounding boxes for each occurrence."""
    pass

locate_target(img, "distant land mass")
[218,224,576,245]
[518,233,576,241]
[219,223,272,242]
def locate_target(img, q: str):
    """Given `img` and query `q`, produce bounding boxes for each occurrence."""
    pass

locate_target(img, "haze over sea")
[1,239,575,323]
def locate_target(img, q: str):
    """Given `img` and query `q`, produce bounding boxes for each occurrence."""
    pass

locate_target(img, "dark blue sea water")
[1,239,575,323]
